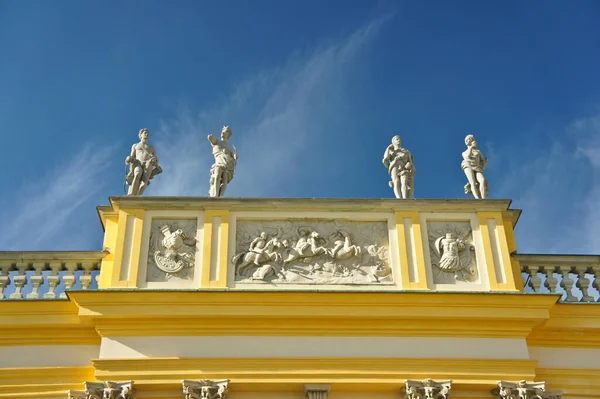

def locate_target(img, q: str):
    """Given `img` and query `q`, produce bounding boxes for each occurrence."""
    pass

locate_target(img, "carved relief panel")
[426,221,478,285]
[232,219,392,285]
[147,219,198,282]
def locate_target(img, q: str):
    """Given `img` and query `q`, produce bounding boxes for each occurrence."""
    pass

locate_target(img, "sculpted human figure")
[382,135,415,199]
[208,126,238,197]
[461,134,488,199]
[125,128,162,195]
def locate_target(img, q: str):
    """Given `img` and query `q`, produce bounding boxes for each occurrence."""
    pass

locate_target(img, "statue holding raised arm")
[208,126,238,197]
[125,128,162,196]
[382,135,415,199]
[461,134,488,199]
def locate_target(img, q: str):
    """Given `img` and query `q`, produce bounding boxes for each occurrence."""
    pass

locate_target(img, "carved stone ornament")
[232,219,392,285]
[148,220,197,282]
[405,379,452,399]
[427,222,477,284]
[305,384,330,399]
[491,381,560,399]
[68,381,133,399]
[183,379,229,399]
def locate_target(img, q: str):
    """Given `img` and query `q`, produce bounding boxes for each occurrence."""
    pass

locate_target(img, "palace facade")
[0,197,598,399]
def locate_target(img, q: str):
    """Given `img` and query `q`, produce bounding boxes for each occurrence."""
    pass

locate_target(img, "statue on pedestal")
[208,126,238,197]
[125,128,162,196]
[461,134,488,199]
[382,135,415,199]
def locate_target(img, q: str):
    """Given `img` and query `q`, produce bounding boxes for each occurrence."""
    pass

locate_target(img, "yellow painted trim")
[92,357,537,390]
[0,301,100,345]
[395,211,428,289]
[69,291,557,338]
[395,213,412,288]
[201,212,214,288]
[108,210,130,288]
[494,216,518,291]
[535,367,600,398]
[503,219,524,292]
[0,326,99,346]
[0,366,94,398]
[217,210,230,288]
[97,216,118,289]
[201,210,230,288]
[528,304,600,348]
[477,212,500,290]
[125,210,145,288]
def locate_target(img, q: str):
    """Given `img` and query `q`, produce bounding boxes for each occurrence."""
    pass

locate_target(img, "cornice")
[528,303,600,348]
[0,251,107,263]
[92,357,537,391]
[0,366,95,398]
[0,301,99,346]
[68,290,558,338]
[535,367,600,398]
[515,253,600,266]
[104,196,516,213]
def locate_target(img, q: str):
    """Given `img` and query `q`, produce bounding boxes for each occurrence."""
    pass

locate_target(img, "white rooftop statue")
[461,134,488,199]
[208,126,238,197]
[125,128,162,196]
[382,135,415,199]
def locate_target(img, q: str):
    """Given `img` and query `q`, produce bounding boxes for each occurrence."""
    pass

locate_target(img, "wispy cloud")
[0,144,114,250]
[497,109,600,254]
[151,15,392,197]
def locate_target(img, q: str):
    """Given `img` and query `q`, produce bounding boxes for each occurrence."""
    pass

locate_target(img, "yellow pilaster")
[503,218,524,292]
[395,211,428,289]
[98,209,145,289]
[477,212,518,291]
[201,210,230,288]
[125,210,145,288]
[97,215,118,289]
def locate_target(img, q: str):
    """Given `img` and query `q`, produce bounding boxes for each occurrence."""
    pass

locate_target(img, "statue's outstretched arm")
[207,134,218,145]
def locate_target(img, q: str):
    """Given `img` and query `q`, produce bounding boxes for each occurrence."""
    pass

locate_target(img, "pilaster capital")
[182,379,229,399]
[492,380,561,399]
[68,381,133,399]
[405,379,452,399]
[304,384,330,399]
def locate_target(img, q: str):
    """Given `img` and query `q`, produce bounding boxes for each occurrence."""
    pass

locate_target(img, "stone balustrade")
[0,251,106,299]
[517,254,600,303]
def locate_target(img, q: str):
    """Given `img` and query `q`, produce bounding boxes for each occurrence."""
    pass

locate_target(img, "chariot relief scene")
[232,219,392,285]
[426,221,478,284]
[147,219,198,282]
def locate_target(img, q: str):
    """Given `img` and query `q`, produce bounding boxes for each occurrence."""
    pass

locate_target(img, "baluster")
[527,266,543,293]
[44,262,62,299]
[0,262,13,299]
[10,262,29,299]
[576,267,594,302]
[79,262,94,290]
[27,262,46,299]
[544,266,559,293]
[60,262,78,298]
[592,266,600,303]
[559,265,577,302]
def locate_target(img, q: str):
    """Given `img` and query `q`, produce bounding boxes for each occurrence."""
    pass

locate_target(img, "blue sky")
[0,0,599,254]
